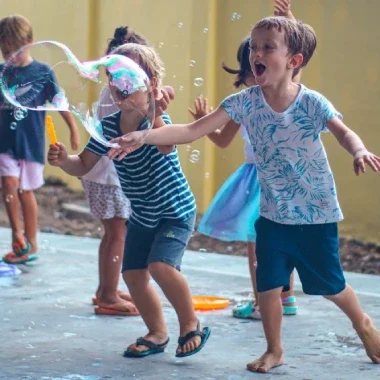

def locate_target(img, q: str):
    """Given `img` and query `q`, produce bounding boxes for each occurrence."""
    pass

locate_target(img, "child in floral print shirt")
[111,16,380,374]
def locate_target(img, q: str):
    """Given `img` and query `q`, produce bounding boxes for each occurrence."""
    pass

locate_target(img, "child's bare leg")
[19,189,38,252]
[96,218,135,308]
[148,262,200,355]
[247,287,284,373]
[247,242,259,305]
[96,225,107,299]
[325,285,380,363]
[1,176,24,245]
[123,269,168,352]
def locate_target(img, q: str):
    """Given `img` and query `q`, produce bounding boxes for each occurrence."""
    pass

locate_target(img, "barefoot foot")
[247,350,284,373]
[354,313,380,364]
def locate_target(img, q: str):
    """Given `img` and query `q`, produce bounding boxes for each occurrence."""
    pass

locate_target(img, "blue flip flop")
[175,320,211,358]
[123,337,169,358]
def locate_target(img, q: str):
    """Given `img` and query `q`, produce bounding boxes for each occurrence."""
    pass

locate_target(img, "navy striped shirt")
[85,112,196,228]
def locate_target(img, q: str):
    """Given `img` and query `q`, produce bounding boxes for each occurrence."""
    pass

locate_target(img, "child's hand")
[353,150,380,175]
[274,0,293,18]
[188,96,213,120]
[108,133,144,160]
[47,142,68,167]
[161,85,175,100]
[70,129,80,151]
[154,86,174,117]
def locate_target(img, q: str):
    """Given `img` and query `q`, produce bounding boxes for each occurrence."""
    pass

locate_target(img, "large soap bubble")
[0,41,155,147]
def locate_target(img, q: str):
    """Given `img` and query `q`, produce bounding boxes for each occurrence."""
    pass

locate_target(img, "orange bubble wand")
[45,115,58,145]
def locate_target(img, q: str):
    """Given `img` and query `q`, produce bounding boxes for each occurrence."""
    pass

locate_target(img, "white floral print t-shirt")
[221,84,343,225]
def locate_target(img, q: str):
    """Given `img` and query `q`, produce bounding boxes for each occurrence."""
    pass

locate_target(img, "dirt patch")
[1,179,380,275]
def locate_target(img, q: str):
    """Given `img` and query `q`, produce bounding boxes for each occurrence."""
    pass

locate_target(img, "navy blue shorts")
[255,217,346,296]
[122,214,195,272]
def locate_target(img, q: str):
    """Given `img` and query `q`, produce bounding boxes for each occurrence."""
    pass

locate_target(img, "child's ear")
[287,53,303,71]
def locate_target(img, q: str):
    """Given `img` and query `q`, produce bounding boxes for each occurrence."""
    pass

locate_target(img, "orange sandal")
[94,301,140,316]
[92,291,134,305]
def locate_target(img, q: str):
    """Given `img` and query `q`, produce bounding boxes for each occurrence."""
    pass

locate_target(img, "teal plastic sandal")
[232,301,255,319]
[282,296,298,315]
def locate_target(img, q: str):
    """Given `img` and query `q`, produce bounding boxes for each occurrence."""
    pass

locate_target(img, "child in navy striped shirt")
[48,43,210,359]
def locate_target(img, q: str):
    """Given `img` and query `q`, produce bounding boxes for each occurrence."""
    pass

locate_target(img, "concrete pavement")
[0,227,380,380]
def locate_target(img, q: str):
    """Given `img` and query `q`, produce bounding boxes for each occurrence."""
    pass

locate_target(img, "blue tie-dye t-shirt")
[221,84,344,225]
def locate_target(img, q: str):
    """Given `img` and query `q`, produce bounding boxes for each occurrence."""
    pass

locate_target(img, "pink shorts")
[0,154,44,191]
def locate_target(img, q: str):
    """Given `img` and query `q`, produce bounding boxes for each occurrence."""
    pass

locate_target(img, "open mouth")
[254,63,266,77]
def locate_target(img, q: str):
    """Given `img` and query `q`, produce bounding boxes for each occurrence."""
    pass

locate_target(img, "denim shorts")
[122,213,195,272]
[255,216,346,296]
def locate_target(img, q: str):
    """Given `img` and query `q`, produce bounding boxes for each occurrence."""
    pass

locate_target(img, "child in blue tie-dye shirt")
[112,16,380,374]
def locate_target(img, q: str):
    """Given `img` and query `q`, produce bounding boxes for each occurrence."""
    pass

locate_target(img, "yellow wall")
[1,0,379,242]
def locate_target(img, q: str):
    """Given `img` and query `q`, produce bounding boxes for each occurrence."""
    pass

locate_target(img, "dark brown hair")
[222,36,252,88]
[253,16,317,77]
[106,26,149,54]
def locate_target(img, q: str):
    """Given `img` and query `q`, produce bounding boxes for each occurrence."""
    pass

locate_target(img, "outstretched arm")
[327,117,380,175]
[48,142,101,176]
[208,121,241,148]
[189,96,240,148]
[108,107,232,160]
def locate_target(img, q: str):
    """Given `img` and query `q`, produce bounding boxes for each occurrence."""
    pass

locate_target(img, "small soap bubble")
[203,28,209,34]
[186,145,191,152]
[179,86,184,91]
[172,74,177,79]
[236,14,242,20]
[189,150,200,163]
[158,42,164,48]
[85,231,92,237]
[112,256,119,263]
[10,122,17,130]
[14,108,27,121]
[231,12,238,21]
[199,248,207,252]
[178,22,183,28]
[5,194,13,203]
[204,172,210,179]
[194,78,204,87]
[189,60,196,67]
